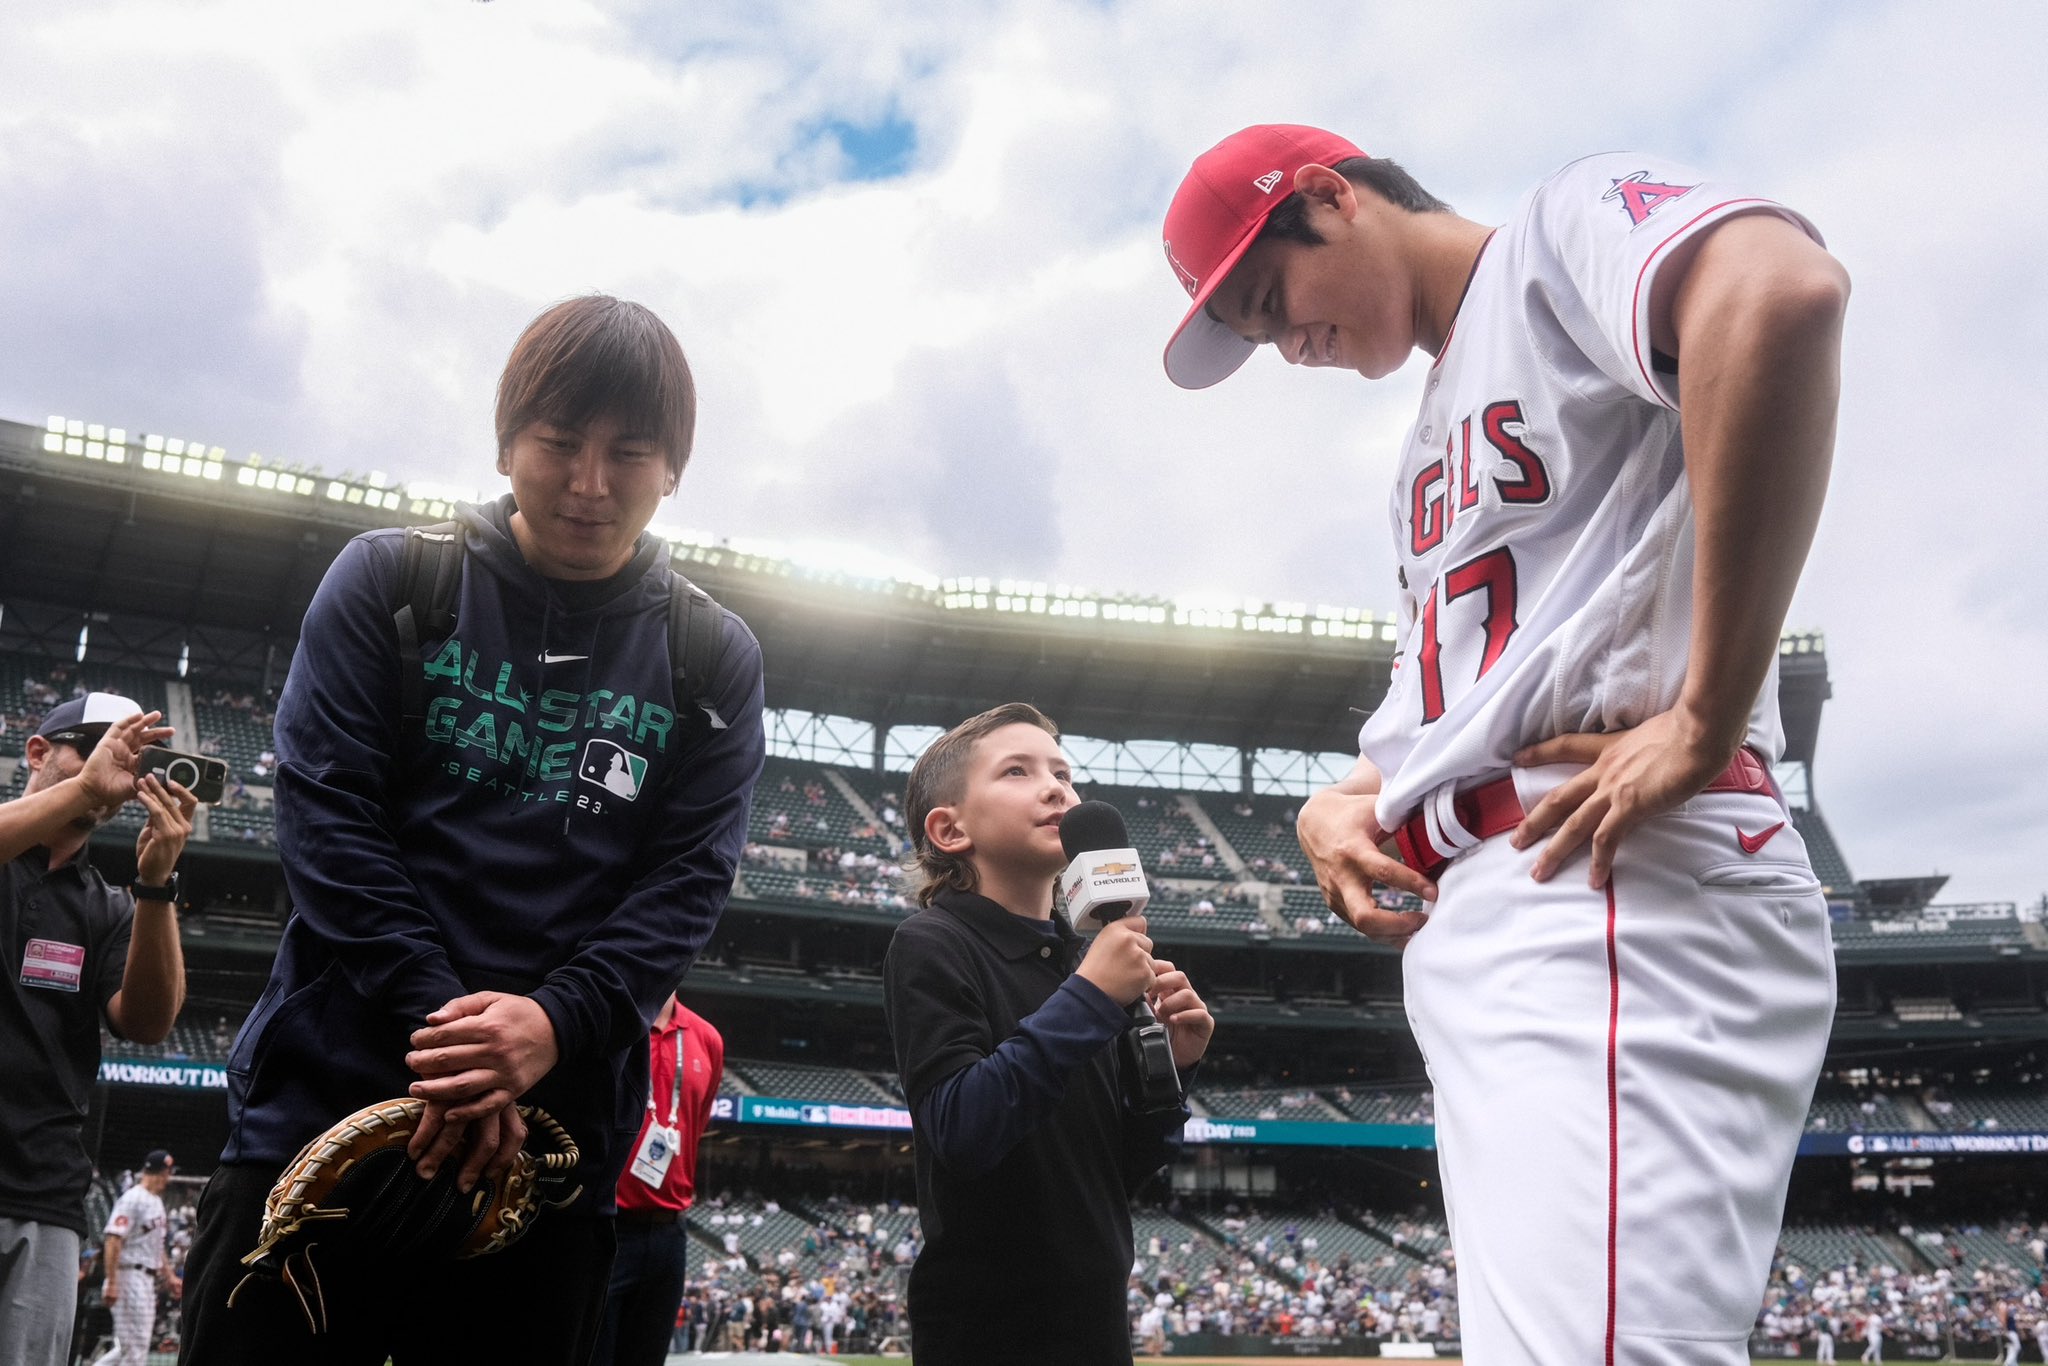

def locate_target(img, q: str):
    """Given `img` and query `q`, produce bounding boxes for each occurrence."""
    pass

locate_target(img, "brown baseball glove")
[228,1097,581,1333]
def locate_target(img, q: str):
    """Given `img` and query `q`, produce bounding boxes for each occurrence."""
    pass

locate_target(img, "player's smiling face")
[1214,170,1419,381]
[499,412,677,581]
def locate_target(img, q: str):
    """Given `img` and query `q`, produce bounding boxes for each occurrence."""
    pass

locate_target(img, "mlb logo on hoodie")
[579,740,648,801]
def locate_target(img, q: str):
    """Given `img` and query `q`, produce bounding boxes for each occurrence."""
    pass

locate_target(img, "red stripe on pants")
[1605,878,1620,1366]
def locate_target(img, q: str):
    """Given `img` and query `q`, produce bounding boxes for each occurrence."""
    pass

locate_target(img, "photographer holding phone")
[0,692,196,1366]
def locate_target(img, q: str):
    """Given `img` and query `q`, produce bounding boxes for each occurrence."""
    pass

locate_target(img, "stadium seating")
[0,654,170,758]
[1145,883,1266,934]
[1913,1221,2043,1276]
[1198,791,1308,872]
[1330,1087,1436,1126]
[750,759,895,853]
[192,697,276,779]
[728,1060,898,1105]
[207,804,278,848]
[1792,809,1855,892]
[102,1012,238,1065]
[1774,1222,1913,1278]
[1925,1085,2048,1132]
[1130,1209,1231,1284]
[1354,1210,1453,1265]
[1082,785,1218,870]
[1830,905,2031,953]
[1196,1087,1350,1122]
[694,1197,831,1270]
[1223,1210,1423,1288]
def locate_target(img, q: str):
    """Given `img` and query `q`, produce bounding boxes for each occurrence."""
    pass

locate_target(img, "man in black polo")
[0,694,195,1366]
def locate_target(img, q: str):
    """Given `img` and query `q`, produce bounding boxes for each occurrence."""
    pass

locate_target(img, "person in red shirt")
[594,994,723,1366]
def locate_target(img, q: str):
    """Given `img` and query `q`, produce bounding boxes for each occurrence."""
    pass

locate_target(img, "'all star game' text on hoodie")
[221,495,766,1210]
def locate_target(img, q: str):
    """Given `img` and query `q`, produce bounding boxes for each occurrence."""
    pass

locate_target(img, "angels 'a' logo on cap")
[1253,170,1284,194]
[1164,241,1199,294]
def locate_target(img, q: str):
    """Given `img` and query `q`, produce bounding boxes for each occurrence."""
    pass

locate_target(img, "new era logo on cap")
[1160,123,1367,390]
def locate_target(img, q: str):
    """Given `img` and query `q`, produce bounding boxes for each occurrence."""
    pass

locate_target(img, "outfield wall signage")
[1181,1117,1437,1149]
[705,1096,1436,1148]
[98,1060,229,1090]
[709,1095,912,1131]
[1798,1130,2048,1156]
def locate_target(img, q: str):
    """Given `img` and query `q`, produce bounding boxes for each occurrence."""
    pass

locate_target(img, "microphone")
[1057,801,1151,934]
[1056,800,1184,1116]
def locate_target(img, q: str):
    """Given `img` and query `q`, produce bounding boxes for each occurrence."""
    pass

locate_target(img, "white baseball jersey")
[101,1182,167,1269]
[1358,152,1822,830]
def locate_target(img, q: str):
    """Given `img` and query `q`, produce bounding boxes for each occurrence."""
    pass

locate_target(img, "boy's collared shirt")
[884,888,1184,1366]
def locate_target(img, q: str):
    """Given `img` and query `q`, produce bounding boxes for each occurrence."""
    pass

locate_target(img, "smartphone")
[136,747,228,804]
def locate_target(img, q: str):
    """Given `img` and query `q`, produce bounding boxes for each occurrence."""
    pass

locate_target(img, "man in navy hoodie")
[180,296,766,1364]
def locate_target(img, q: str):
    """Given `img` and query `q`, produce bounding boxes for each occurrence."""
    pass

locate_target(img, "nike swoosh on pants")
[1736,821,1786,855]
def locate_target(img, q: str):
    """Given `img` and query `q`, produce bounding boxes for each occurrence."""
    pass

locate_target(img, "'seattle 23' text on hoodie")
[221,495,766,1211]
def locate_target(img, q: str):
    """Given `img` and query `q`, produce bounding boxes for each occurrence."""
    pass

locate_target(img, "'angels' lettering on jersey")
[1359,152,1821,830]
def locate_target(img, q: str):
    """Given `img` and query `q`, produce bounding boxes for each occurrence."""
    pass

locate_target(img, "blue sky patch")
[813,111,917,181]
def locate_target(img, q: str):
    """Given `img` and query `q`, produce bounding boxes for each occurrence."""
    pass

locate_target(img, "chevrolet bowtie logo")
[1096,862,1136,876]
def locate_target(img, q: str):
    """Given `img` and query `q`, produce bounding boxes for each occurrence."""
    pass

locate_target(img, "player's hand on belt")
[1511,708,1734,887]
[1297,787,1435,949]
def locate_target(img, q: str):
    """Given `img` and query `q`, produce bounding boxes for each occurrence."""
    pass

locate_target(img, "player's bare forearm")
[1515,218,1846,886]
[1669,215,1849,752]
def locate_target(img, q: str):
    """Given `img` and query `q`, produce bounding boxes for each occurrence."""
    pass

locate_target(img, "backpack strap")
[394,522,463,735]
[667,569,729,738]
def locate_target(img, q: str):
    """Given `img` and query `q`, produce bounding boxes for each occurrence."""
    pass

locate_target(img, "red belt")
[1390,747,1776,880]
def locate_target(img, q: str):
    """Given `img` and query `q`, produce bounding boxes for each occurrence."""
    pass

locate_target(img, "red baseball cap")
[1161,124,1367,390]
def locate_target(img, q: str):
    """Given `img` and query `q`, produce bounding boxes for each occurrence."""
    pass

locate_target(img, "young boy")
[883,703,1213,1366]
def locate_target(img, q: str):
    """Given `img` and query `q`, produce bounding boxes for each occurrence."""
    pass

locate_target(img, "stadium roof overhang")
[0,417,1829,763]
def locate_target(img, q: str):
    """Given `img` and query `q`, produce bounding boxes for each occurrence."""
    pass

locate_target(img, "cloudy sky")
[4,1,2044,905]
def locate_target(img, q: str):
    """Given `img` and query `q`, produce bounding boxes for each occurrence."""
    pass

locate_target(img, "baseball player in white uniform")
[93,1150,175,1366]
[1161,125,1849,1364]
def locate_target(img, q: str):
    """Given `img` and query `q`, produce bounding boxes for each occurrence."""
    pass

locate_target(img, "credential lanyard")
[646,1023,684,1127]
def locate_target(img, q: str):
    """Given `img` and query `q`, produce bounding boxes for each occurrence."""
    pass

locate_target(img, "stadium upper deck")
[0,412,1831,766]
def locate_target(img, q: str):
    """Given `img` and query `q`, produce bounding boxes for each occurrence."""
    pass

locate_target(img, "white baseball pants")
[91,1268,156,1366]
[1402,765,1836,1365]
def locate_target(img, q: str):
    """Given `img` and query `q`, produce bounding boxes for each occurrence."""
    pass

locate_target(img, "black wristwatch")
[130,873,180,904]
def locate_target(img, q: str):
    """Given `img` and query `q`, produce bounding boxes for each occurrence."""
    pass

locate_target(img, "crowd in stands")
[674,1192,916,1352]
[741,842,912,911]
[1806,1059,2048,1135]
[1754,1221,2046,1355]
[1129,1207,1460,1346]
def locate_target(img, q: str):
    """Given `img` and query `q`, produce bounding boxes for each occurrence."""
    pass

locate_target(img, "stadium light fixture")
[75,622,89,663]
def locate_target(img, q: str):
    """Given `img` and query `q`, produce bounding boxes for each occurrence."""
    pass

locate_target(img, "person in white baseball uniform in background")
[1161,125,1848,1365]
[93,1149,176,1366]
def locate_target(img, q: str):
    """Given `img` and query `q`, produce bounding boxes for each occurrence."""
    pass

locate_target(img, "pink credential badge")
[20,938,86,992]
